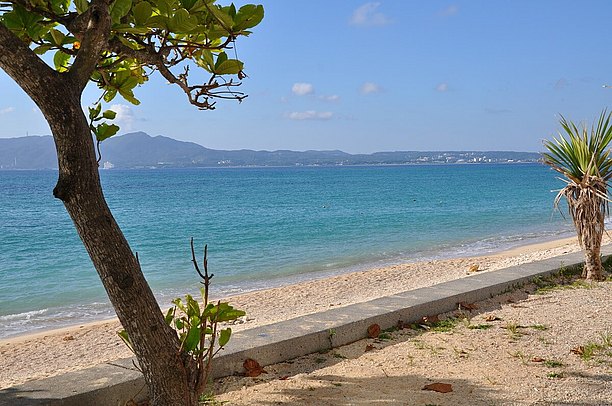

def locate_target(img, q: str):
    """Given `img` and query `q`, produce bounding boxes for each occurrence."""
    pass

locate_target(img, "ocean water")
[0,164,574,338]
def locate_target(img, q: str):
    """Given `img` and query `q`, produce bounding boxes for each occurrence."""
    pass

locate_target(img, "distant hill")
[0,132,542,169]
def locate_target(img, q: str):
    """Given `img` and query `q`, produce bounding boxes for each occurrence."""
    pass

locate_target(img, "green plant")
[529,324,549,331]
[544,360,564,368]
[119,240,245,398]
[468,324,493,330]
[503,322,523,339]
[428,318,459,333]
[543,110,612,280]
[547,372,563,379]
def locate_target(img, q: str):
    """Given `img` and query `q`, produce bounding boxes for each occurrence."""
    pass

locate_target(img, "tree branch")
[68,0,113,91]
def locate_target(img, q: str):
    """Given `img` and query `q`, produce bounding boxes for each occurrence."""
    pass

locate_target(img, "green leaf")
[118,88,141,105]
[169,8,198,32]
[207,4,234,30]
[49,28,64,46]
[53,50,70,72]
[102,110,117,120]
[117,330,134,352]
[234,4,264,31]
[172,298,187,313]
[111,0,133,23]
[95,123,120,141]
[218,328,232,347]
[179,0,197,11]
[133,1,153,25]
[164,307,175,325]
[33,44,53,55]
[183,325,201,352]
[214,59,243,75]
[74,0,89,13]
[186,294,200,317]
[103,89,118,103]
[88,103,102,121]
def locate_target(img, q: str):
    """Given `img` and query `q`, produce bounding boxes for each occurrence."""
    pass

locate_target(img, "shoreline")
[0,232,578,344]
[0,234,580,346]
[1,232,606,389]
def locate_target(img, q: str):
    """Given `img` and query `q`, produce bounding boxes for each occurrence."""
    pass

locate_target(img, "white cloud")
[288,111,334,121]
[319,94,340,102]
[291,82,314,96]
[436,83,449,92]
[110,104,134,130]
[439,5,459,17]
[350,3,391,27]
[360,82,381,94]
[0,107,15,115]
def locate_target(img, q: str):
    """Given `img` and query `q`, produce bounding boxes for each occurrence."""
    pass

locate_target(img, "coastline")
[0,233,606,389]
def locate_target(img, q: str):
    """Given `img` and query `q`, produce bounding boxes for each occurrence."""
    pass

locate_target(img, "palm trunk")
[583,246,603,280]
[574,194,605,281]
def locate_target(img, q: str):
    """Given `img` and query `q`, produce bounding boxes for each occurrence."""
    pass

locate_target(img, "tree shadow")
[234,374,499,405]
[0,386,55,406]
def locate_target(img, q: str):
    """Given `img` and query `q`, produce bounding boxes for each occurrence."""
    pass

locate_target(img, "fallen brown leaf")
[570,346,585,356]
[367,323,381,338]
[421,315,439,324]
[243,358,267,377]
[468,264,480,272]
[457,302,478,311]
[531,357,545,363]
[484,315,501,322]
[365,344,375,352]
[278,376,290,380]
[422,382,453,393]
[62,335,75,341]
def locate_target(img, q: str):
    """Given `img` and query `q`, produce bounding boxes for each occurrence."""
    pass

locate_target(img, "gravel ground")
[216,277,612,406]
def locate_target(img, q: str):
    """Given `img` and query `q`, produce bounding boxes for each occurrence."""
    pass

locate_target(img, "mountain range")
[0,132,541,169]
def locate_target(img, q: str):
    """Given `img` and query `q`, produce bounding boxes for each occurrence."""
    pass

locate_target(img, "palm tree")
[542,110,612,280]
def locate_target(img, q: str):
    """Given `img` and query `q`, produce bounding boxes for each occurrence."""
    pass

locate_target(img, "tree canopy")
[1,0,263,139]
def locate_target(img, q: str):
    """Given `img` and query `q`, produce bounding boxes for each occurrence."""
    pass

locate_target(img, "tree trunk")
[1,16,200,405]
[575,196,605,281]
[43,89,199,405]
[582,237,604,281]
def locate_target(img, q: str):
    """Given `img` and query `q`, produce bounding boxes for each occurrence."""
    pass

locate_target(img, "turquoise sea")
[0,164,574,338]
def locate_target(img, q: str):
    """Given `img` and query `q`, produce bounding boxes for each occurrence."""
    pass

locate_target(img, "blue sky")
[1,1,612,153]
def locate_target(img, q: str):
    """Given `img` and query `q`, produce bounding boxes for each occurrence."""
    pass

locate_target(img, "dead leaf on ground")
[243,358,267,377]
[365,344,375,352]
[422,382,453,393]
[570,346,585,356]
[278,375,290,380]
[531,357,545,363]
[62,335,75,341]
[457,301,478,311]
[367,323,381,338]
[484,315,501,322]
[421,314,439,324]
[468,264,480,272]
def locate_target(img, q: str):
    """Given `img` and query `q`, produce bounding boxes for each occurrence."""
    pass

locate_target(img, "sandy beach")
[0,234,609,391]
